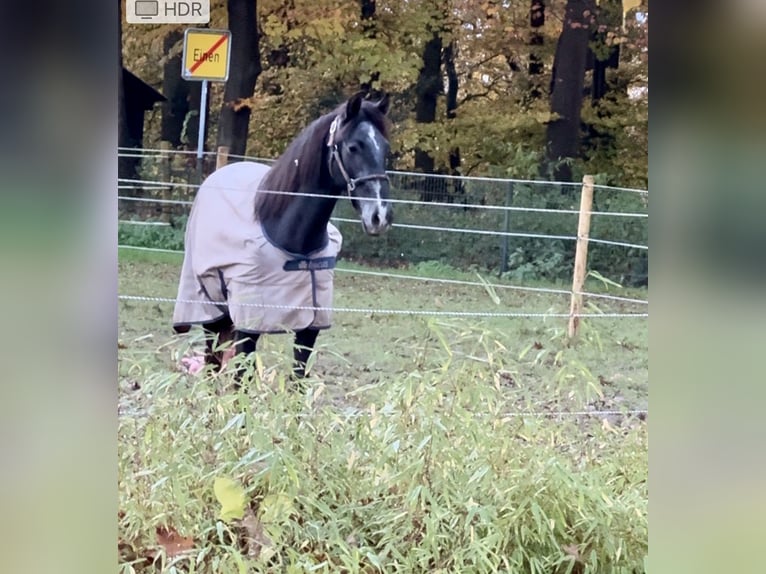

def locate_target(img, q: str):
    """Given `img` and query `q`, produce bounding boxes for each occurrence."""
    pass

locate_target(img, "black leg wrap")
[233,331,259,383]
[292,329,319,379]
[203,315,234,372]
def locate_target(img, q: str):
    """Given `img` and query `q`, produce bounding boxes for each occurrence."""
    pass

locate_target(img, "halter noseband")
[327,116,389,195]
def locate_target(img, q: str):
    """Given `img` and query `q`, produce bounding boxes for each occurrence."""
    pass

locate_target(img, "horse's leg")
[203,315,235,371]
[293,328,320,379]
[233,331,260,382]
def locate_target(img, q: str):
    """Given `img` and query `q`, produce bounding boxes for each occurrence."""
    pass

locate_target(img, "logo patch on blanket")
[283,257,337,272]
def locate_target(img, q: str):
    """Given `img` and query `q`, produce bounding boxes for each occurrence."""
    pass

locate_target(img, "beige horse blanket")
[172,161,342,334]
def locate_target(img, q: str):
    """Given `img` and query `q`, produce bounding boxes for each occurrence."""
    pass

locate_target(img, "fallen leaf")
[239,508,273,559]
[156,525,194,557]
[214,477,246,522]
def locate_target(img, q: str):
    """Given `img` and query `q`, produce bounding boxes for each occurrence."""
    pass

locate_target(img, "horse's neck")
[261,189,339,255]
[260,126,343,255]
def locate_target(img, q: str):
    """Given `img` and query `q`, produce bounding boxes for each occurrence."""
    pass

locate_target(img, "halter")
[327,116,390,195]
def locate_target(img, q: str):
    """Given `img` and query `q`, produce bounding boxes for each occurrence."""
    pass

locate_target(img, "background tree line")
[119,0,648,285]
[120,0,647,188]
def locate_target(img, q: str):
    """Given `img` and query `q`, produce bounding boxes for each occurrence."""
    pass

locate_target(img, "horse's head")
[328,92,393,236]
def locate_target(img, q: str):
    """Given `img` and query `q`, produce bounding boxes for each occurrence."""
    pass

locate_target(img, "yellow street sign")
[182,28,231,82]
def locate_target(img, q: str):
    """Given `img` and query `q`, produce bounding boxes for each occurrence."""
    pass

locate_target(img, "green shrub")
[118,216,187,252]
[119,351,647,573]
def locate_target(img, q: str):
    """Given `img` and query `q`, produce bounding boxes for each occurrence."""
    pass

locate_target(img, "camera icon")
[134,1,159,19]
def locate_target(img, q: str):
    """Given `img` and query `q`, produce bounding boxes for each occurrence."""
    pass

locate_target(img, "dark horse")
[172,92,392,381]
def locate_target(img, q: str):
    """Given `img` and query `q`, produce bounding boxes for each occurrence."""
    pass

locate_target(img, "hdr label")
[126,0,210,24]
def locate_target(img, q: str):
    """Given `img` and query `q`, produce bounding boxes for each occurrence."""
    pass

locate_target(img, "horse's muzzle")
[357,178,393,235]
[360,200,392,236]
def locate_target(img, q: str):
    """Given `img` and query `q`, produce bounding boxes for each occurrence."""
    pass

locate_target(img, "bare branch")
[458,90,494,106]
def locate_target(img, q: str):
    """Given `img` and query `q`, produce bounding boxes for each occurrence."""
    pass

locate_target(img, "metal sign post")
[196,79,209,180]
[181,28,232,181]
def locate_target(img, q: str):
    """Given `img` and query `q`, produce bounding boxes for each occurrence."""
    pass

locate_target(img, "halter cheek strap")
[327,116,389,195]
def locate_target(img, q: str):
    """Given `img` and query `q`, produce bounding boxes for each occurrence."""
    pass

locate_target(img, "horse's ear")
[345,91,365,121]
[376,93,390,116]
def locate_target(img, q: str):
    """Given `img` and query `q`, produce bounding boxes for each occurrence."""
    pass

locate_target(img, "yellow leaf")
[240,508,273,559]
[214,476,246,522]
[260,493,294,524]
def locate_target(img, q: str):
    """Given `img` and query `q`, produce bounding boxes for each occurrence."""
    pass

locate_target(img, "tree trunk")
[588,0,621,104]
[591,58,608,102]
[117,3,138,182]
[582,0,621,173]
[414,31,442,188]
[359,0,380,94]
[161,30,190,146]
[544,0,594,182]
[444,40,464,201]
[217,0,262,158]
[528,0,545,100]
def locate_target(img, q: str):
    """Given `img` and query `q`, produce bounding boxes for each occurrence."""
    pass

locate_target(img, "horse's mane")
[254,99,390,220]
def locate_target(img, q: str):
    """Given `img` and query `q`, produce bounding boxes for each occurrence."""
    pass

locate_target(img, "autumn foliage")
[121,0,648,188]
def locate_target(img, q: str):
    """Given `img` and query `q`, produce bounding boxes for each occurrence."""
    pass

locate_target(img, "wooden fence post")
[216,145,230,170]
[568,175,594,340]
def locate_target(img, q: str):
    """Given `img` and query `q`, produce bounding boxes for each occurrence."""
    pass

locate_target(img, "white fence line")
[332,267,649,306]
[117,245,649,306]
[117,404,647,420]
[118,184,172,190]
[118,294,648,319]
[117,177,648,218]
[121,246,180,254]
[328,216,647,250]
[119,220,171,227]
[347,409,648,420]
[118,148,648,195]
[119,195,192,206]
[118,146,272,164]
[117,195,647,250]
[389,168,649,195]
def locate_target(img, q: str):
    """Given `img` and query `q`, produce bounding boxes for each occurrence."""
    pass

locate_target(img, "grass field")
[118,249,648,573]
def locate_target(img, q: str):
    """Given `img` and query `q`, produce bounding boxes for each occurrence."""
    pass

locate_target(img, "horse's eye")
[347,143,361,153]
